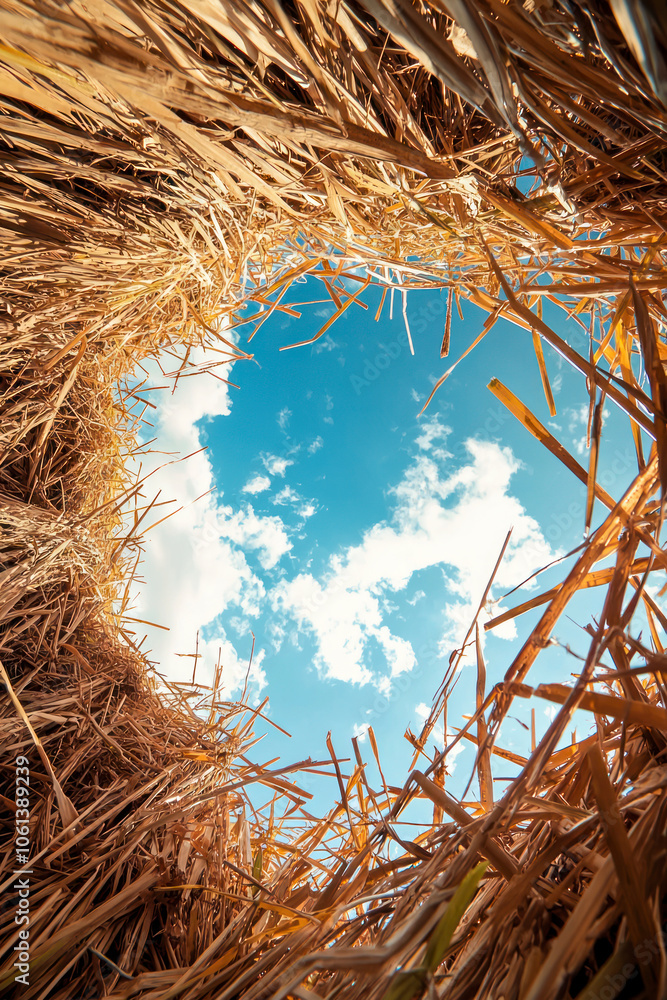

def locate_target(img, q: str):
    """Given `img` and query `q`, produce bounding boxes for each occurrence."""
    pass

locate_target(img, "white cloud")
[126,345,267,696]
[267,621,286,652]
[312,333,339,353]
[190,632,266,701]
[272,485,300,506]
[272,485,317,521]
[352,721,370,742]
[272,436,555,687]
[218,505,291,570]
[272,572,376,685]
[375,626,416,677]
[415,415,450,456]
[567,404,589,455]
[407,589,426,606]
[308,436,324,455]
[242,474,271,495]
[277,407,291,431]
[263,453,294,477]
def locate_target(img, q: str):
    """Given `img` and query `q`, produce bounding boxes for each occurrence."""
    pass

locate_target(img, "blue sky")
[128,274,643,810]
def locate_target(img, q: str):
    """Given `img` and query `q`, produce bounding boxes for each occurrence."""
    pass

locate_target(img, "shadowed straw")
[1,0,667,998]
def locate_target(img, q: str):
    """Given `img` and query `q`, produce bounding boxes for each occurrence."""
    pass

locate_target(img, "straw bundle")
[1,0,667,998]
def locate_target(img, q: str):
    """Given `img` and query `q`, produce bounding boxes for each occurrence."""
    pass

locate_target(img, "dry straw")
[1,0,667,997]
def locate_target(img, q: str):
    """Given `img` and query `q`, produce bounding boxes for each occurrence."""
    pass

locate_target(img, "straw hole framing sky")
[128,278,638,792]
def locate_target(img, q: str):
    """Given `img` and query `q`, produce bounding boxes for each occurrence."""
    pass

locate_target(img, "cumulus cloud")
[277,407,291,431]
[375,626,416,677]
[272,485,300,506]
[242,473,271,495]
[352,721,371,742]
[126,346,268,696]
[272,433,554,688]
[415,415,450,456]
[263,453,294,477]
[272,572,376,685]
[272,485,317,521]
[214,504,291,570]
[191,632,266,701]
[308,436,323,455]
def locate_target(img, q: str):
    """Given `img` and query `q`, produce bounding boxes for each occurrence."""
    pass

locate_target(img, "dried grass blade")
[488,378,613,507]
[531,330,556,417]
[532,682,667,732]
[475,625,493,811]
[440,286,453,358]
[585,393,604,535]
[0,659,79,834]
[587,744,661,995]
[420,323,495,415]
[280,275,371,351]
[632,278,667,497]
[411,772,517,878]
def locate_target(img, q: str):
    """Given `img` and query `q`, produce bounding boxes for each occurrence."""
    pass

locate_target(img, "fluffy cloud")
[126,346,269,696]
[263,453,294,477]
[375,626,416,677]
[272,485,317,520]
[272,572,376,685]
[273,432,554,688]
[272,485,300,506]
[352,721,371,742]
[242,474,271,494]
[415,415,450,456]
[189,632,266,702]
[567,404,589,456]
[215,505,291,570]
